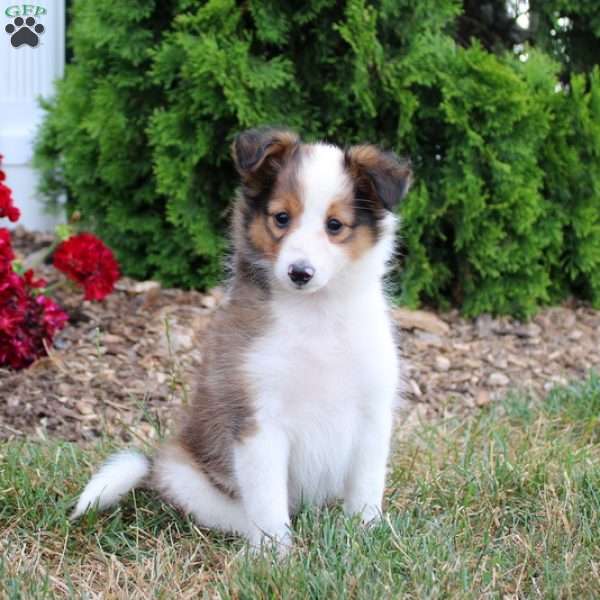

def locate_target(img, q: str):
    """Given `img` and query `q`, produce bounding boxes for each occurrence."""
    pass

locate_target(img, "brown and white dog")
[72,128,412,552]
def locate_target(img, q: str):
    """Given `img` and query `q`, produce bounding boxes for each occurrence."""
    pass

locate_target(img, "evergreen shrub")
[540,68,600,306]
[34,0,600,315]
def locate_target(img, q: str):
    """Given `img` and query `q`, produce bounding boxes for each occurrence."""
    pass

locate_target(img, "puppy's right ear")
[232,128,300,191]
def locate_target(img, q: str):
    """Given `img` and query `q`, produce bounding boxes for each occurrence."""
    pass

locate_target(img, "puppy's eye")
[326,218,343,235]
[274,212,290,228]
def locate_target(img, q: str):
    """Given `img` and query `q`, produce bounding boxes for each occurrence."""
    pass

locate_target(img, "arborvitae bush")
[541,68,600,305]
[34,1,207,285]
[397,43,559,316]
[35,0,600,315]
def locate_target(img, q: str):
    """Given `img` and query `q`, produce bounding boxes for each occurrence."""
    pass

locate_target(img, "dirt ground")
[2,229,599,442]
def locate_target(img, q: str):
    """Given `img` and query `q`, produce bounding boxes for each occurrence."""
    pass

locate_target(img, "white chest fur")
[242,283,399,513]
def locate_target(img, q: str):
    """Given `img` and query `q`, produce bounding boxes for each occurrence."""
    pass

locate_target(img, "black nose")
[288,262,315,286]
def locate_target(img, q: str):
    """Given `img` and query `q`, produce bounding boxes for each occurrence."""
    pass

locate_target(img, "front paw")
[248,527,293,558]
[359,505,383,527]
[343,500,382,526]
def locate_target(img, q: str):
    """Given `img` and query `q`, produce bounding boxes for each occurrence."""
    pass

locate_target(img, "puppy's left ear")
[345,145,412,211]
[232,128,300,192]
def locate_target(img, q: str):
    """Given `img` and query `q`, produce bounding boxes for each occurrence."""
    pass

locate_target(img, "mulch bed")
[2,229,599,442]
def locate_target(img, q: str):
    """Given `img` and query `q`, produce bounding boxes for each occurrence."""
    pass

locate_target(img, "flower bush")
[0,156,119,369]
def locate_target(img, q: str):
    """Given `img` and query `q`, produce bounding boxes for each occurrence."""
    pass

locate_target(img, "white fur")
[239,267,399,544]
[151,269,399,552]
[153,439,293,552]
[274,144,355,293]
[152,445,251,536]
[237,145,401,544]
[71,450,149,519]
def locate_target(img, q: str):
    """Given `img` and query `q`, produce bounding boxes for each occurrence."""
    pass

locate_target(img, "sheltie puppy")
[72,128,412,552]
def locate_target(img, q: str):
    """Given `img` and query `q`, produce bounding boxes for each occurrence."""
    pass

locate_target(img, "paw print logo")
[5,17,45,48]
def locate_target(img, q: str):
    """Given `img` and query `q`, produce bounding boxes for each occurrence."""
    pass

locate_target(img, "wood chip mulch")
[1,230,599,442]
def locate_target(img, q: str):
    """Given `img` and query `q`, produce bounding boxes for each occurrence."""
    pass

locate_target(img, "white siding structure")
[0,1,65,230]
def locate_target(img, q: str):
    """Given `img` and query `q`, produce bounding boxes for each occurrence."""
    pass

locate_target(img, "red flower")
[0,156,20,223]
[53,233,120,301]
[0,228,15,275]
[23,269,47,290]
[36,294,69,337]
[0,195,20,222]
[0,267,68,368]
[0,271,26,334]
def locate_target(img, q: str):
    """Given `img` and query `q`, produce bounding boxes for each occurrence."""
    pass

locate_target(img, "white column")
[0,0,65,230]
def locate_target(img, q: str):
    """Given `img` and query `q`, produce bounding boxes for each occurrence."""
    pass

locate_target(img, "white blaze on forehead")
[297,144,351,219]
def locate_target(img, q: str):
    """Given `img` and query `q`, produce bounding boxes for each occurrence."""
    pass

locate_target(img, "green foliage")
[396,42,558,315]
[541,68,600,306]
[34,0,600,315]
[33,0,212,287]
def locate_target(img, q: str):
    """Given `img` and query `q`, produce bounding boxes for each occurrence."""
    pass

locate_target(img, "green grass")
[1,376,599,598]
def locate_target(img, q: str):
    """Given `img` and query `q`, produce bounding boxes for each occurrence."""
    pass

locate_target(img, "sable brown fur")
[246,167,304,260]
[232,128,300,196]
[176,277,269,498]
[325,196,378,260]
[344,145,412,211]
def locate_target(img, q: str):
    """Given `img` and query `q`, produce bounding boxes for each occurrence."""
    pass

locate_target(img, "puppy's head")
[232,127,411,293]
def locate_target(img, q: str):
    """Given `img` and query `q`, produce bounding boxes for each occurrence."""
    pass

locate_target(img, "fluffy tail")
[71,450,150,519]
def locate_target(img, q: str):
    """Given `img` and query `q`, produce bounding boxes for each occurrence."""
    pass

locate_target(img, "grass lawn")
[1,376,599,599]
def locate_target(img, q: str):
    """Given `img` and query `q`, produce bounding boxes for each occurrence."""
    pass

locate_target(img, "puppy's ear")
[345,145,412,211]
[232,128,300,190]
